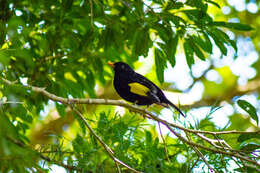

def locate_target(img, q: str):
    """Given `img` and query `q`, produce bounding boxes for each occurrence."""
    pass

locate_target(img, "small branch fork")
[69,105,141,173]
[1,78,260,172]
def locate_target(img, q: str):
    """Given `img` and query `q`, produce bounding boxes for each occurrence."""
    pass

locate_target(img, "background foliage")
[0,0,259,172]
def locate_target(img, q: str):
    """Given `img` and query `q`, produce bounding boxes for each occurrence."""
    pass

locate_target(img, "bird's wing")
[132,72,160,93]
[128,82,150,97]
[127,72,161,102]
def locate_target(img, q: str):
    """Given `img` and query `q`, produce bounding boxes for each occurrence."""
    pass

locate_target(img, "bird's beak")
[107,61,114,68]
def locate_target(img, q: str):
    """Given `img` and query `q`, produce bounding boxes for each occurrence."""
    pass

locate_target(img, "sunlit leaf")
[207,29,227,55]
[154,47,167,83]
[188,37,205,61]
[205,0,220,8]
[213,22,253,31]
[0,50,10,65]
[184,40,194,67]
[237,100,259,125]
[192,34,212,54]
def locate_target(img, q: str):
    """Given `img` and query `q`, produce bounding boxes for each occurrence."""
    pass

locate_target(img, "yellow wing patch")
[128,82,150,96]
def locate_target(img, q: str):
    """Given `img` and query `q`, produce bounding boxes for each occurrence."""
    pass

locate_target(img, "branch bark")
[1,77,260,170]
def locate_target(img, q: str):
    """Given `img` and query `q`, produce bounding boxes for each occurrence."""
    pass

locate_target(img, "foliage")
[0,0,259,172]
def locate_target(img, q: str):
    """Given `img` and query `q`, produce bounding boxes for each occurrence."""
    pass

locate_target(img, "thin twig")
[88,0,94,27]
[69,104,141,173]
[0,101,24,104]
[1,77,260,168]
[164,124,260,167]
[2,77,259,137]
[6,136,84,172]
[185,132,217,173]
[158,122,170,162]
[189,158,200,172]
[2,77,257,136]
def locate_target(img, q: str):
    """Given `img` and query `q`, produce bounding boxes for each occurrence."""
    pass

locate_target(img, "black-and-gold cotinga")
[108,62,185,117]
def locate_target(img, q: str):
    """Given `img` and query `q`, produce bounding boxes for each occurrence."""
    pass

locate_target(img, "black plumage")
[108,62,185,117]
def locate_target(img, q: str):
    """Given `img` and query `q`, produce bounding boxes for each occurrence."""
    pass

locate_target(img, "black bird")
[108,62,185,117]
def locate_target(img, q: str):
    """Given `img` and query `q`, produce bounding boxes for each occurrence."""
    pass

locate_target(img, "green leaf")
[234,166,258,172]
[56,103,66,117]
[188,37,205,61]
[192,34,212,54]
[205,0,220,8]
[164,1,184,10]
[237,133,260,143]
[133,27,151,57]
[0,50,10,65]
[213,22,253,31]
[213,28,237,52]
[166,34,178,67]
[74,113,86,135]
[183,40,194,67]
[85,70,96,98]
[202,32,213,53]
[97,112,108,130]
[145,130,152,147]
[207,29,227,55]
[237,100,259,125]
[154,47,167,83]
[228,39,238,52]
[239,142,260,152]
[157,34,178,67]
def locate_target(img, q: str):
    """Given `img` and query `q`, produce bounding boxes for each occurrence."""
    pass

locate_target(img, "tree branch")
[158,122,170,162]
[2,78,258,136]
[69,105,142,173]
[163,124,260,167]
[185,132,216,173]
[6,136,85,172]
[1,77,260,169]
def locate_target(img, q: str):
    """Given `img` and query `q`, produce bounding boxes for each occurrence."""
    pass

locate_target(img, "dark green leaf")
[164,1,184,10]
[74,113,86,135]
[145,130,152,147]
[239,142,260,152]
[0,50,10,65]
[188,37,205,61]
[202,32,213,53]
[183,40,194,67]
[85,70,96,98]
[182,9,212,24]
[213,22,253,31]
[237,133,260,143]
[213,28,237,52]
[56,103,66,117]
[206,0,220,8]
[98,112,108,130]
[234,166,258,172]
[207,29,227,55]
[158,34,178,67]
[133,27,151,57]
[154,47,167,83]
[228,39,238,52]
[167,34,178,67]
[237,100,259,125]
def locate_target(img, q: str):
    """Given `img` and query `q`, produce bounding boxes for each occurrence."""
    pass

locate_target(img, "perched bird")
[108,61,185,117]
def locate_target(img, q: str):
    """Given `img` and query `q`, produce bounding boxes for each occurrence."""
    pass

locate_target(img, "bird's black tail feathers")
[161,99,186,117]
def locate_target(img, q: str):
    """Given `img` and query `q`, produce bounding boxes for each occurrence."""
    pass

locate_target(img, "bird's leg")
[145,105,150,111]
[133,100,138,105]
[128,100,139,114]
[141,105,151,119]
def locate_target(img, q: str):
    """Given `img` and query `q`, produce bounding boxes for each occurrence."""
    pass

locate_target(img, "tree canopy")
[0,0,259,172]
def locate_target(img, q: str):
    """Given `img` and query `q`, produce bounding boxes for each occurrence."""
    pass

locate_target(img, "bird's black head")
[108,62,134,73]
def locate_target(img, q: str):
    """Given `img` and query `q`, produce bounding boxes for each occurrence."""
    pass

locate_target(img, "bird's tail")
[159,99,186,117]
